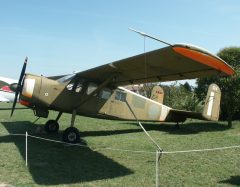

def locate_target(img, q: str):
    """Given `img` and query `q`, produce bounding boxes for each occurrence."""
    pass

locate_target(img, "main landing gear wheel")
[45,120,59,133]
[63,127,80,144]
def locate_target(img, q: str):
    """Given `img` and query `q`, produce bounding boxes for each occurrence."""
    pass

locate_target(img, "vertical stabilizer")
[202,84,221,121]
[150,86,164,104]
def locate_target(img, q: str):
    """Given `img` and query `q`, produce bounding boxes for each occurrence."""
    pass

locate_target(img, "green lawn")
[0,103,239,186]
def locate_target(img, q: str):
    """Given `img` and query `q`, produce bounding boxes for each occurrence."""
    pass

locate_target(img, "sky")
[0,0,239,85]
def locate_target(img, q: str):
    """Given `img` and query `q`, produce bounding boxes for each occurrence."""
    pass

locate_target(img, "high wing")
[73,44,234,86]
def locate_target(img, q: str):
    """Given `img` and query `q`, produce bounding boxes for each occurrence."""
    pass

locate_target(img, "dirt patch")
[0,183,13,187]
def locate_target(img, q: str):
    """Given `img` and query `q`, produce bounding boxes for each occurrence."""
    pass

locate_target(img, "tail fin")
[202,84,221,121]
[150,86,164,104]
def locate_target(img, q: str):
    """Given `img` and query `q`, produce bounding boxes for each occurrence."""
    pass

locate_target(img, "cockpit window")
[66,83,74,90]
[87,83,98,95]
[75,83,83,93]
[100,88,112,100]
[57,74,76,83]
[115,90,126,102]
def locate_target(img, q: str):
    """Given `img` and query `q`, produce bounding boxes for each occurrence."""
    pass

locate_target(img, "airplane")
[0,76,17,102]
[9,38,234,143]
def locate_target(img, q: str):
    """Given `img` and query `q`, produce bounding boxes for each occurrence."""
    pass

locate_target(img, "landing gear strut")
[62,109,80,144]
[175,122,180,129]
[45,110,80,143]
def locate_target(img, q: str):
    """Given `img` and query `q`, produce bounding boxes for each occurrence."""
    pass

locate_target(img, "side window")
[75,83,83,93]
[87,83,97,95]
[100,88,112,100]
[115,91,126,102]
[66,83,74,91]
[66,83,83,93]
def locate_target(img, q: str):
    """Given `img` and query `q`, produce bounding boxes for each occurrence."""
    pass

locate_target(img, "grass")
[0,102,240,186]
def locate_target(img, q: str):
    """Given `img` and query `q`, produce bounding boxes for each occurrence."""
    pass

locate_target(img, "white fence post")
[25,131,28,166]
[156,150,161,187]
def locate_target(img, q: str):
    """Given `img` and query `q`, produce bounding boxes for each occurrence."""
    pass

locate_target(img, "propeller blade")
[10,91,19,117]
[18,57,28,88]
[10,57,28,117]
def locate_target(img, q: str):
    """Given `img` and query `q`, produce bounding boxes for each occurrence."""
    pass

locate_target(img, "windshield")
[57,74,76,83]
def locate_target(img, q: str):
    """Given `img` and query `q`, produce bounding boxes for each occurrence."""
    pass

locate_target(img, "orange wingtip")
[173,47,235,76]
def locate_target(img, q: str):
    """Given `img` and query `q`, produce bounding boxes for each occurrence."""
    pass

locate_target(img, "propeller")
[10,57,28,117]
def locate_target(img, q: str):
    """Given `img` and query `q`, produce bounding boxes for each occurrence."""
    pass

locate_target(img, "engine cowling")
[20,74,61,118]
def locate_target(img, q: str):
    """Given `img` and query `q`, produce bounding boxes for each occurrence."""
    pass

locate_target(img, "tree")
[162,82,202,112]
[195,47,240,127]
[183,82,192,92]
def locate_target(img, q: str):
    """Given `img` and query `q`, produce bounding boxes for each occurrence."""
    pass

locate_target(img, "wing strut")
[125,100,163,152]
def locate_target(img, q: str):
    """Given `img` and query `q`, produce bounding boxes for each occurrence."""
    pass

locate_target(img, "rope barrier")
[1,133,240,155]
[94,147,155,154]
[162,145,240,154]
[28,134,156,154]
[28,135,91,149]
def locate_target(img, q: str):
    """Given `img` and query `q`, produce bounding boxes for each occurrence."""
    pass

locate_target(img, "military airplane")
[9,40,234,143]
[0,76,17,102]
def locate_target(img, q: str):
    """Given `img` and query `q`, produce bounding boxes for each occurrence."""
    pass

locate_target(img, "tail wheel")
[63,127,80,144]
[45,120,59,133]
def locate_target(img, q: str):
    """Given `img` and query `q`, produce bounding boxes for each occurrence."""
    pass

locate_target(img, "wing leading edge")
[74,44,234,86]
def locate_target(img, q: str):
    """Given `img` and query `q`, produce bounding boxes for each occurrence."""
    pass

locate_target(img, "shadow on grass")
[124,121,230,135]
[1,119,230,139]
[0,121,133,185]
[219,176,240,186]
[67,121,230,138]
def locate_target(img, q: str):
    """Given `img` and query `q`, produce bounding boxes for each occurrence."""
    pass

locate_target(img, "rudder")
[150,85,164,104]
[202,84,221,121]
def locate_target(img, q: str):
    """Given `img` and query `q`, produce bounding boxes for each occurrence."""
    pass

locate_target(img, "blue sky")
[0,0,239,84]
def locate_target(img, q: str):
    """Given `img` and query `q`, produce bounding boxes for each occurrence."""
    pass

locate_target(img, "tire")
[62,127,80,144]
[45,120,59,133]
